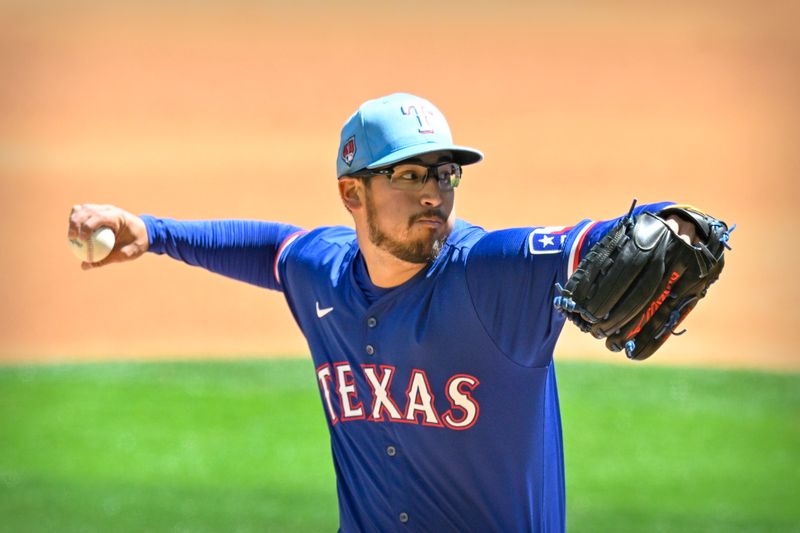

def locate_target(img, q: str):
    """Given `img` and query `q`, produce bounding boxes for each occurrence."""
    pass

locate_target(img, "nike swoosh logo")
[316,301,334,318]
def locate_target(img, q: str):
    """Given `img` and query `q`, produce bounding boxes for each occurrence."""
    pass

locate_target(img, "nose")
[419,177,444,207]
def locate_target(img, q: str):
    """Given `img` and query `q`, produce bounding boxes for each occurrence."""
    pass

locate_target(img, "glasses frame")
[351,162,462,191]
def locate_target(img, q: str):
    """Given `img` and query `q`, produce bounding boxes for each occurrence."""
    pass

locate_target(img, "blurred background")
[1,3,799,532]
[1,0,798,367]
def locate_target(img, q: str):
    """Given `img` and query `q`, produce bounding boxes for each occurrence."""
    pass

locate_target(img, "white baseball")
[69,227,116,263]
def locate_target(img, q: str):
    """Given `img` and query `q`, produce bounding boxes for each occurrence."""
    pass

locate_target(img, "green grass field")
[0,359,797,532]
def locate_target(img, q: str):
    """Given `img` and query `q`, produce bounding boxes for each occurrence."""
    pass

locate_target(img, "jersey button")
[386,445,397,457]
[367,317,378,328]
[399,512,409,524]
[365,344,375,356]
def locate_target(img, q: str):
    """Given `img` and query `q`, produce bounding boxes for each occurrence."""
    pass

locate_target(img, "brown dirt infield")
[1,2,798,370]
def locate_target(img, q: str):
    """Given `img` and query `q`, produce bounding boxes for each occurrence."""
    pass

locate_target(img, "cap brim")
[366,144,483,170]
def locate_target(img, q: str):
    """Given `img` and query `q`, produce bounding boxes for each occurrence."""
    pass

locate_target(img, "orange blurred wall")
[1,1,798,369]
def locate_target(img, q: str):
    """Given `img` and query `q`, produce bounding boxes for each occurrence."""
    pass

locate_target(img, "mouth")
[416,216,444,223]
[412,217,446,229]
[410,210,447,228]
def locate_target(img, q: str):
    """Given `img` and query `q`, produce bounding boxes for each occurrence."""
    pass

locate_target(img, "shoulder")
[282,225,357,261]
[445,219,487,251]
[276,225,358,283]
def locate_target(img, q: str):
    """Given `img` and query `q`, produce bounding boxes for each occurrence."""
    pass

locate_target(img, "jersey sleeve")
[141,216,303,291]
[464,201,673,367]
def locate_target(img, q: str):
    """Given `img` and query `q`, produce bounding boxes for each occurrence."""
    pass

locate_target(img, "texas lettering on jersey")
[316,363,481,431]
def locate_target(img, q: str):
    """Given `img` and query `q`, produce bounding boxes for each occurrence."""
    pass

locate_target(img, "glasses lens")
[389,166,428,190]
[387,163,462,191]
[435,163,461,190]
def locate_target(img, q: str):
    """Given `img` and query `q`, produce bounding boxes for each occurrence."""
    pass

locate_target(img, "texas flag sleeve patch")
[527,226,571,255]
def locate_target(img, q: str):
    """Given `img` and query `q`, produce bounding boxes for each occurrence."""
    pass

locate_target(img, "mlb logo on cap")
[336,93,483,178]
[341,136,356,167]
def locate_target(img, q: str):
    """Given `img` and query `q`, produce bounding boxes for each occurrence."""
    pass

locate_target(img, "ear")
[338,178,364,212]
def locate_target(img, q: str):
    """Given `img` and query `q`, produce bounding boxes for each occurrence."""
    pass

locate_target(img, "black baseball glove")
[553,201,734,360]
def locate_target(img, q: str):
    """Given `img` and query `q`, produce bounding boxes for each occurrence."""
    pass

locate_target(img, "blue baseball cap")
[336,93,484,178]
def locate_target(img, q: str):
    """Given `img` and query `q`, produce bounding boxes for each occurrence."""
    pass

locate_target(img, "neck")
[356,231,428,288]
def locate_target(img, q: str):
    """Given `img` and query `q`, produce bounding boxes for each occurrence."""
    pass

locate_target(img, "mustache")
[409,209,448,225]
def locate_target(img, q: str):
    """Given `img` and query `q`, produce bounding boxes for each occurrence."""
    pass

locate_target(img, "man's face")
[362,157,457,264]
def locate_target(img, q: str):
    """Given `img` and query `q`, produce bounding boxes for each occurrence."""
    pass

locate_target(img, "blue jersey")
[142,202,671,532]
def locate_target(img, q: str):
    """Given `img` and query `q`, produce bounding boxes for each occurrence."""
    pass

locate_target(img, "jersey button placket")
[365,315,378,356]
[365,306,410,526]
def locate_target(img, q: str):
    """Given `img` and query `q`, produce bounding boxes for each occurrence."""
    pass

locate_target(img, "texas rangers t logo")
[401,104,435,134]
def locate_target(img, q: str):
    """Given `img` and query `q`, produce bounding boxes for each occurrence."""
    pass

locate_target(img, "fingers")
[664,216,693,246]
[82,241,144,270]
[67,205,83,240]
[68,204,120,241]
[74,208,150,270]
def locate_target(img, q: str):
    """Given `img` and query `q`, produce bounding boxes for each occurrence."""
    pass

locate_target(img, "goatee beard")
[365,194,448,264]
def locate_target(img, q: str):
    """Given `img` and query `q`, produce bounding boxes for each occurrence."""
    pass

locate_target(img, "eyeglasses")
[353,162,462,191]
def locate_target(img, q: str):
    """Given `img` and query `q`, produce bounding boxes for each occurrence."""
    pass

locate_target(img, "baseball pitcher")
[68,93,731,532]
